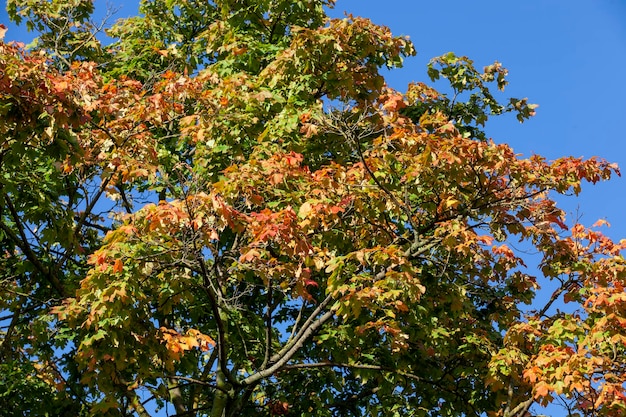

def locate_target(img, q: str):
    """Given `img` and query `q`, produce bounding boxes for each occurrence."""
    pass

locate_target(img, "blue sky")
[2,1,626,415]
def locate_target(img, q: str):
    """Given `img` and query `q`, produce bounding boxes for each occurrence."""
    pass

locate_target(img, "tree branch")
[260,278,273,370]
[124,389,153,417]
[242,309,334,386]
[269,293,334,363]
[1,195,66,296]
[537,275,576,318]
[281,361,423,381]
[505,397,534,417]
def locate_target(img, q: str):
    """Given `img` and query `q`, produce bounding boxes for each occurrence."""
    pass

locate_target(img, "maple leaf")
[112,259,124,273]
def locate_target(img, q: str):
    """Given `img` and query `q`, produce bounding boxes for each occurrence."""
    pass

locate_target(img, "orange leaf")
[534,382,551,398]
[112,259,124,273]
[593,219,610,228]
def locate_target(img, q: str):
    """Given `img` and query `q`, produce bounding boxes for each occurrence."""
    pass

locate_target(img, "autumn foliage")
[1,1,626,416]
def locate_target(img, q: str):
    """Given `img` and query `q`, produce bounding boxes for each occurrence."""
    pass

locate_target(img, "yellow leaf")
[418,144,432,165]
[298,202,313,218]
[445,197,461,209]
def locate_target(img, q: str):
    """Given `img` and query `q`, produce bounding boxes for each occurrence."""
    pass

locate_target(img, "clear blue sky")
[2,1,626,415]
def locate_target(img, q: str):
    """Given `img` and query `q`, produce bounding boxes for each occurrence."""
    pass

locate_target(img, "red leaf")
[304,279,318,288]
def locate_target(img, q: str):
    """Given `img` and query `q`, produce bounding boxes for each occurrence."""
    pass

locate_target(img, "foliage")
[1,1,625,416]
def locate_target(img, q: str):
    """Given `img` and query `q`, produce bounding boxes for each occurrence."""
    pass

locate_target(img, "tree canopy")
[1,1,625,416]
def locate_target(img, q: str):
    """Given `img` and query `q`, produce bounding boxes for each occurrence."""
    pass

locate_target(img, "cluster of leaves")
[1,1,626,417]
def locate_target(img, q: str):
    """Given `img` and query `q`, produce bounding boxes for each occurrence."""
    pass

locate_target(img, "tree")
[1,1,625,416]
